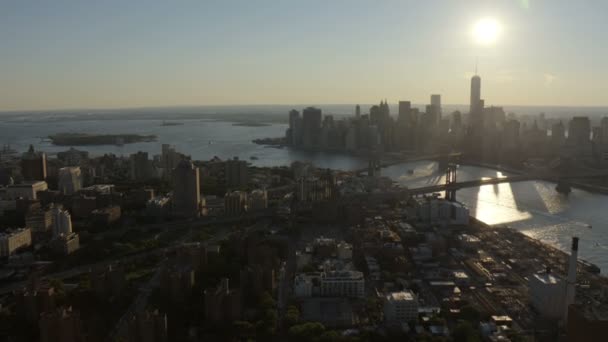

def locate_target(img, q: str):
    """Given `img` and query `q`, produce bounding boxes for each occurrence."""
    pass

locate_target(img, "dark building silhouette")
[302,107,322,148]
[568,116,591,146]
[21,145,47,181]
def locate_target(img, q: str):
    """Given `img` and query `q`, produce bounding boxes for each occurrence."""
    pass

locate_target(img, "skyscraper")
[355,104,361,118]
[302,107,322,148]
[600,117,608,145]
[172,160,201,218]
[288,109,300,145]
[470,75,481,115]
[225,157,249,189]
[568,117,591,146]
[398,101,412,124]
[430,94,441,119]
[21,145,47,181]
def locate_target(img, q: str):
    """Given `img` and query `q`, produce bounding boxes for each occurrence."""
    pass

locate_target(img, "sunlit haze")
[2,0,608,111]
[473,18,501,45]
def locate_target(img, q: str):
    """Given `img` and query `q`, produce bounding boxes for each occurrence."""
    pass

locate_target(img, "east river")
[1,117,607,273]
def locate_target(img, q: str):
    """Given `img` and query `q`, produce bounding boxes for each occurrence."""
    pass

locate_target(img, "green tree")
[459,305,481,324]
[286,305,300,327]
[288,322,326,342]
[452,321,481,342]
[233,320,255,339]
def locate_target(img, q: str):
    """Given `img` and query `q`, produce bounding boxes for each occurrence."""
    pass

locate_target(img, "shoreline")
[470,216,603,276]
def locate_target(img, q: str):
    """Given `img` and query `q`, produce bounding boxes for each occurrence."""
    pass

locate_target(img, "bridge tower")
[445,163,457,201]
[555,178,572,195]
[368,152,381,177]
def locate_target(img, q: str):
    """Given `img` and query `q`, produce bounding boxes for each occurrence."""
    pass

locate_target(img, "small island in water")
[49,133,157,146]
[232,121,271,127]
[161,121,183,126]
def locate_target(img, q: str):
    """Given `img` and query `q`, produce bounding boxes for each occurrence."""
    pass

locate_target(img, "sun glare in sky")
[473,17,502,45]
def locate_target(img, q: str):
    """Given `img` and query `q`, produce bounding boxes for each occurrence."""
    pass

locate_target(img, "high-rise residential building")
[172,160,201,218]
[225,157,249,189]
[58,167,82,195]
[288,109,301,146]
[302,107,322,148]
[0,228,32,257]
[52,206,72,238]
[320,270,365,298]
[600,117,608,145]
[21,145,47,181]
[430,94,442,123]
[568,116,591,146]
[57,148,88,166]
[129,151,154,181]
[4,181,48,200]
[224,191,248,216]
[161,144,183,179]
[14,281,57,323]
[248,189,268,211]
[39,307,85,342]
[384,291,419,325]
[204,278,242,323]
[127,310,168,342]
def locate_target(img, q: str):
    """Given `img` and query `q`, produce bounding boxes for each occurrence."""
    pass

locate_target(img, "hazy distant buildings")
[568,117,591,146]
[398,101,413,123]
[430,94,442,123]
[172,160,201,218]
[21,145,47,181]
[552,121,566,146]
[601,117,608,145]
[58,167,82,195]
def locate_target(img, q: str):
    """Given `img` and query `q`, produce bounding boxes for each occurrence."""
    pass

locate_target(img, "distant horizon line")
[3,102,608,114]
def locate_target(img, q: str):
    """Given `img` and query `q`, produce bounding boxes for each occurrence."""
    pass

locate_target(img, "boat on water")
[161,120,183,126]
[555,181,572,195]
[250,156,259,160]
[407,169,414,175]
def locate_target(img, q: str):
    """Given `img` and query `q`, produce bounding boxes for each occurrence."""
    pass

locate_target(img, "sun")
[473,18,501,45]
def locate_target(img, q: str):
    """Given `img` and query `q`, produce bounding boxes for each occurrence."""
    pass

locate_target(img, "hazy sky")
[1,0,607,111]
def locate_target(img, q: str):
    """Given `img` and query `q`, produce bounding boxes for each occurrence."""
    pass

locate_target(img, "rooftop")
[532,272,562,285]
[388,291,416,302]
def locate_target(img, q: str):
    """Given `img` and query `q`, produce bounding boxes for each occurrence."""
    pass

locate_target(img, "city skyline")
[2,0,608,111]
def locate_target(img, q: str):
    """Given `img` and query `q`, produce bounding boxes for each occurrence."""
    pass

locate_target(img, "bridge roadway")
[408,174,534,195]
[353,153,462,175]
